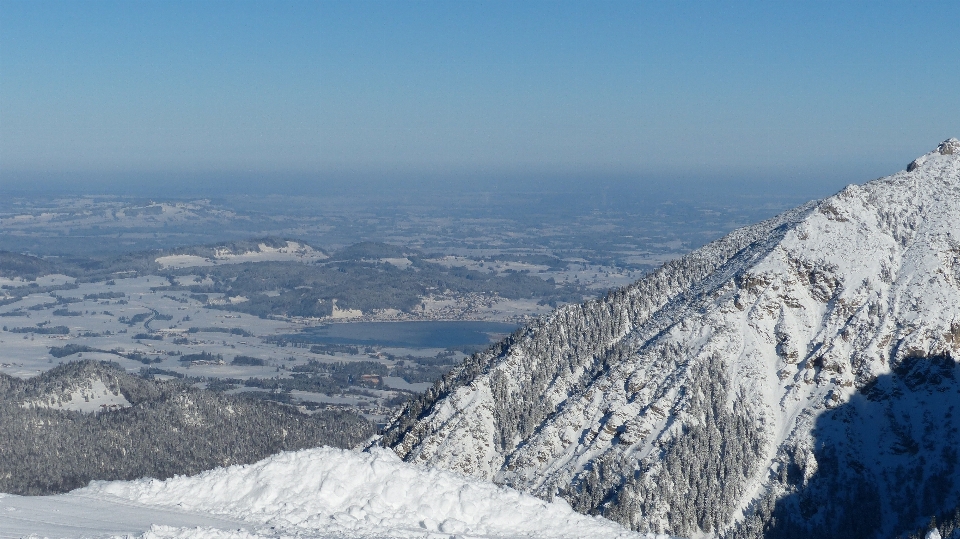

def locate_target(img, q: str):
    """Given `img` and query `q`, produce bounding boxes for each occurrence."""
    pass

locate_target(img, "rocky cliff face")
[378,139,960,539]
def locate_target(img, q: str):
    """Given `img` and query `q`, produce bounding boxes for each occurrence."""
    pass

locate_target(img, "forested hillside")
[0,360,372,495]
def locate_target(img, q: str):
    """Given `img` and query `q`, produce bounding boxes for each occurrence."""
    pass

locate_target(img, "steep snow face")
[379,140,960,538]
[0,447,662,539]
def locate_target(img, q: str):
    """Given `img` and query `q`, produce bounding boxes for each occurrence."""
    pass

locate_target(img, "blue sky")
[1,0,958,196]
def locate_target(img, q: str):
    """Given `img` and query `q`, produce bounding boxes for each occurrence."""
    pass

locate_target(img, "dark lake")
[288,321,519,349]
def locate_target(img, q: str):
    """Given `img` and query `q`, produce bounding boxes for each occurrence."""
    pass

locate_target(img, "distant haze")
[1,1,958,201]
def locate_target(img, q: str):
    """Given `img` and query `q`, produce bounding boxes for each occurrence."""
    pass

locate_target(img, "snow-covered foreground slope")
[0,446,666,539]
[378,140,960,538]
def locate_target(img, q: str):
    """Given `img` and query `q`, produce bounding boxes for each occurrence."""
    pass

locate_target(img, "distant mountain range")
[379,139,960,539]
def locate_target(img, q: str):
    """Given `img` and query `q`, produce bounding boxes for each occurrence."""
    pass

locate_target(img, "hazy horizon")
[0,159,916,205]
[2,1,958,201]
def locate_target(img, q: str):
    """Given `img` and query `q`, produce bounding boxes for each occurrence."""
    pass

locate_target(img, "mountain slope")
[378,139,960,538]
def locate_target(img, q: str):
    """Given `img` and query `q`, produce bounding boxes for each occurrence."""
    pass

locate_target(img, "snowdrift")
[2,446,666,539]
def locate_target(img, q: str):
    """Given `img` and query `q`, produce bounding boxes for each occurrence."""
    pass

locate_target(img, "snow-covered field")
[0,275,298,379]
[0,447,666,539]
[155,241,327,269]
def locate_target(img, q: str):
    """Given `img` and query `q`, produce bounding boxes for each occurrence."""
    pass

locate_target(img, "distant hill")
[0,251,62,280]
[0,360,372,495]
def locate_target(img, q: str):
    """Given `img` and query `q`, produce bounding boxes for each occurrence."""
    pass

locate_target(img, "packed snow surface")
[1,446,666,539]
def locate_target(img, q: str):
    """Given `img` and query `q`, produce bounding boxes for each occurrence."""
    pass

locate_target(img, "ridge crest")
[939,137,960,155]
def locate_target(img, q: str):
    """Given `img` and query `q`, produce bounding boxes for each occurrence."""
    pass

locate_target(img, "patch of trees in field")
[245,359,391,395]
[7,325,69,335]
[231,355,267,366]
[188,326,253,337]
[48,344,162,365]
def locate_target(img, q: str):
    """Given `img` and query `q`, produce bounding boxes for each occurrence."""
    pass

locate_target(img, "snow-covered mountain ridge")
[378,139,960,538]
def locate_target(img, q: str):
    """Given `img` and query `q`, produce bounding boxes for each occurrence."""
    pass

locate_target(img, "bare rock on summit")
[939,137,960,155]
[908,137,958,170]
